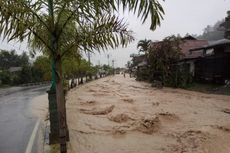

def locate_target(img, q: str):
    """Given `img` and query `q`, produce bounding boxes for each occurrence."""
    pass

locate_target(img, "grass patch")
[45,143,73,153]
[50,144,60,153]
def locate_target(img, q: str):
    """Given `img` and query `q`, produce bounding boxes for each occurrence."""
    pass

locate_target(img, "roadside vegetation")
[0,49,114,87]
[129,13,230,90]
[132,35,193,88]
[0,0,165,152]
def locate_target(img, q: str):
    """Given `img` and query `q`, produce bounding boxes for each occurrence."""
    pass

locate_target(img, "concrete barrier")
[21,81,51,87]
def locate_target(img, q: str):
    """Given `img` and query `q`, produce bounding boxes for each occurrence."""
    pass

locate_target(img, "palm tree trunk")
[55,55,67,153]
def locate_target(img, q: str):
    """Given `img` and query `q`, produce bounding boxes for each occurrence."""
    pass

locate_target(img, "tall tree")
[220,11,230,39]
[137,39,152,54]
[33,56,51,81]
[197,20,225,41]
[148,36,183,85]
[0,50,21,70]
[20,52,30,66]
[0,1,164,152]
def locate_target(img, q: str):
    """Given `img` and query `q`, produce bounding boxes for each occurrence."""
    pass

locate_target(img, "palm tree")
[137,39,152,54]
[0,1,164,152]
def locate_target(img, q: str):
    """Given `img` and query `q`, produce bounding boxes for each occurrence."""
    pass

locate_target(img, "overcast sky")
[90,0,230,67]
[1,0,230,67]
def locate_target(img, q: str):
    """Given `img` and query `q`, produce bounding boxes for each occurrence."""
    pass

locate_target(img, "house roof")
[149,36,208,59]
[190,39,230,51]
[8,67,22,73]
[182,35,197,40]
[180,39,208,59]
[137,61,148,67]
[132,54,147,67]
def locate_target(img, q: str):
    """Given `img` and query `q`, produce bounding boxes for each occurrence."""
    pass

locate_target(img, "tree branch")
[60,42,78,58]
[55,3,67,29]
[28,27,54,54]
[10,14,53,54]
[56,11,75,41]
[20,1,51,33]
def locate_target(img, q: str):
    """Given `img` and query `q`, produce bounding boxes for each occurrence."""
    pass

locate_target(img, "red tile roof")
[149,36,208,60]
[180,40,208,59]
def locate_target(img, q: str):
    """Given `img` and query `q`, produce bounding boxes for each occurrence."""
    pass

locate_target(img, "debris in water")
[80,105,115,115]
[108,113,131,123]
[135,116,160,134]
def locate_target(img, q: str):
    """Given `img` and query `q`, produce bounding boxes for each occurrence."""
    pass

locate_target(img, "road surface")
[0,85,49,153]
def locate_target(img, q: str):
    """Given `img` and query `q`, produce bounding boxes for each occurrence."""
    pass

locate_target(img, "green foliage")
[33,56,51,81]
[0,0,164,86]
[148,35,182,82]
[0,70,11,85]
[62,55,101,79]
[0,0,164,76]
[0,50,35,85]
[0,50,29,70]
[102,64,114,75]
[137,39,152,53]
[19,65,33,84]
[78,59,91,76]
[145,35,193,88]
[136,66,150,81]
[221,11,230,39]
[0,51,52,85]
[62,57,80,78]
[0,0,164,60]
[166,64,193,88]
[0,2,164,148]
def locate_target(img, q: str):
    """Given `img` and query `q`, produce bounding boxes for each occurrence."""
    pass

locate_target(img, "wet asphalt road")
[0,85,49,153]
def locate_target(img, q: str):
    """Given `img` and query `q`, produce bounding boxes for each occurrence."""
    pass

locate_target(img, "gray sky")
[90,0,230,67]
[1,0,230,67]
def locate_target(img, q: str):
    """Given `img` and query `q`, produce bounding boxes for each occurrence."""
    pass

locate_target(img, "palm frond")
[116,0,164,30]
[60,14,135,56]
[0,0,164,60]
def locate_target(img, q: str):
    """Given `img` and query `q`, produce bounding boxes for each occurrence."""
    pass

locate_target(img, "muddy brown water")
[64,75,230,153]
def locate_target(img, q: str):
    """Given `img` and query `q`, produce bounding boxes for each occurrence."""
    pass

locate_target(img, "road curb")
[42,118,73,153]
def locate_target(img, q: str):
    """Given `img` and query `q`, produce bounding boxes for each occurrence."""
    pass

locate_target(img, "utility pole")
[112,59,115,75]
[87,51,91,64]
[107,54,110,66]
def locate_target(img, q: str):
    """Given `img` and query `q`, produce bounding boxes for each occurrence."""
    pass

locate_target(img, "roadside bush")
[166,64,193,88]
[147,35,193,88]
[0,71,11,85]
[136,66,150,81]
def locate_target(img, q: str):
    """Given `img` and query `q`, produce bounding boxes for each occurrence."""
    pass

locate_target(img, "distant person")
[123,72,126,78]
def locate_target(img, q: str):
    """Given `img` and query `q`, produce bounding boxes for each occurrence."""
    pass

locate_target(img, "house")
[130,54,147,67]
[8,67,22,73]
[129,54,148,80]
[190,39,230,83]
[148,36,208,77]
[178,36,209,76]
[130,36,209,81]
[180,36,209,59]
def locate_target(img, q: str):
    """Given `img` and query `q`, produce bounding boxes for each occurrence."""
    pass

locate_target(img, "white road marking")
[25,119,40,153]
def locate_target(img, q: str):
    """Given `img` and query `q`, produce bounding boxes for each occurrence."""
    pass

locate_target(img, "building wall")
[194,52,230,83]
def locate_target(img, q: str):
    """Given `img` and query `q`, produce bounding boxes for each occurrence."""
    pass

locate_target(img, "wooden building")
[190,39,230,83]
